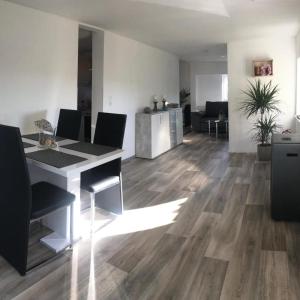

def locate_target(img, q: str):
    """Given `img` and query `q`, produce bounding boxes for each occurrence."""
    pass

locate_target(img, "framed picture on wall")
[253,60,273,77]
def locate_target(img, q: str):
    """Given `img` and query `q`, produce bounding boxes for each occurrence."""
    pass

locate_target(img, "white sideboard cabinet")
[169,108,183,148]
[136,108,183,159]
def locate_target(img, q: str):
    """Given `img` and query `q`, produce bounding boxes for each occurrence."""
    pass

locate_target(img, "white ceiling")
[5,0,300,61]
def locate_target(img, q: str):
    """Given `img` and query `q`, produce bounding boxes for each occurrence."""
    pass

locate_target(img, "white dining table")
[22,136,123,253]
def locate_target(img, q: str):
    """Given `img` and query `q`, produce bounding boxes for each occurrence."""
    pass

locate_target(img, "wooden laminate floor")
[1,132,299,299]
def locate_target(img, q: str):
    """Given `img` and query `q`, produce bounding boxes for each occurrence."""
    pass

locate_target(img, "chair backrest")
[93,112,127,148]
[0,125,32,275]
[205,101,228,118]
[56,109,82,140]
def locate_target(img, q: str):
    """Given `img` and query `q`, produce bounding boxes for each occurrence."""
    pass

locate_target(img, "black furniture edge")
[0,124,31,276]
[0,124,75,276]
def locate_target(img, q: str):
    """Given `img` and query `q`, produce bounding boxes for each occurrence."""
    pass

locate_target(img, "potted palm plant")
[240,79,280,161]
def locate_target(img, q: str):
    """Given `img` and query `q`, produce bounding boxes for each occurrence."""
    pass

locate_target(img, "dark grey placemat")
[26,149,87,168]
[23,142,35,148]
[22,133,65,142]
[60,142,117,156]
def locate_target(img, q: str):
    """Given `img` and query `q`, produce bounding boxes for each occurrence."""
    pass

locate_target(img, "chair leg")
[26,204,75,274]
[69,203,74,249]
[90,192,95,233]
[27,206,73,273]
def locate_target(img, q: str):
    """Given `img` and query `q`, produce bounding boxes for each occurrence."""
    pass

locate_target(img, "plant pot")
[257,144,271,161]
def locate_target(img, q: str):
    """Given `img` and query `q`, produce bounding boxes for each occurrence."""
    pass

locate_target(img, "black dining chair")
[0,124,75,276]
[56,109,82,140]
[81,112,127,230]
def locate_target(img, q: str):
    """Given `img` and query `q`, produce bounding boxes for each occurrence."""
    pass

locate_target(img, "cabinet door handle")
[287,153,298,157]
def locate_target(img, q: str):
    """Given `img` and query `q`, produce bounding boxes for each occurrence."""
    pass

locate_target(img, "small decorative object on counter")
[144,107,152,114]
[34,119,57,148]
[162,97,168,111]
[153,95,159,112]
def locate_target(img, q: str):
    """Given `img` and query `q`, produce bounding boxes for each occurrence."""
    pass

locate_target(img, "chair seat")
[82,176,120,194]
[31,182,75,220]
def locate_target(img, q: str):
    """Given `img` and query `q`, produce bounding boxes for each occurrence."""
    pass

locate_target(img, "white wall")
[190,61,227,111]
[102,31,179,159]
[0,1,179,159]
[195,74,223,109]
[179,60,191,90]
[228,36,297,153]
[0,1,78,133]
[191,61,228,75]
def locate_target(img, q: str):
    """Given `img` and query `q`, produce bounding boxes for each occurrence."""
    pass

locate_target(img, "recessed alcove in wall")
[78,26,104,142]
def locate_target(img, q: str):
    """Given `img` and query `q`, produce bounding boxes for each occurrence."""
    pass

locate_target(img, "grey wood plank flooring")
[220,205,264,300]
[150,212,221,300]
[256,250,289,300]
[0,133,299,299]
[205,183,249,261]
[285,222,300,300]
[108,233,186,300]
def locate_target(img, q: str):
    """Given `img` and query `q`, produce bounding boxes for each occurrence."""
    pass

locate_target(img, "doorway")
[78,28,92,142]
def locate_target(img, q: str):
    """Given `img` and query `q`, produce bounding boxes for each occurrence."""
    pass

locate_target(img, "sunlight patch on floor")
[70,244,79,300]
[80,210,113,239]
[87,236,96,300]
[88,198,188,239]
[183,138,192,144]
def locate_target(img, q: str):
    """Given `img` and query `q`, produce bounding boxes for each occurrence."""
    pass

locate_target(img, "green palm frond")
[252,115,279,145]
[240,79,280,119]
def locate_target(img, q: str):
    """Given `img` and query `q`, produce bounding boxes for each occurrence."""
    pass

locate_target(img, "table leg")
[66,175,81,243]
[216,122,218,139]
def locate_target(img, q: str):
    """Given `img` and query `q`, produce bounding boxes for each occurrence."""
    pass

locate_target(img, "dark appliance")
[271,134,300,221]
